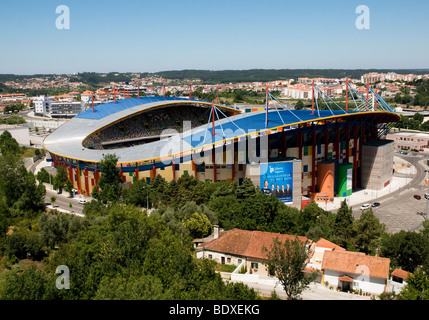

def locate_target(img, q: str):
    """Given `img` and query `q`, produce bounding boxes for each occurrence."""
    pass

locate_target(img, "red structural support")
[312,79,315,115]
[345,124,350,162]
[94,169,99,187]
[212,146,217,182]
[172,160,176,180]
[324,125,329,161]
[345,78,349,112]
[353,124,358,189]
[76,167,81,194]
[192,160,197,177]
[84,168,89,196]
[68,165,73,184]
[135,166,139,180]
[212,100,215,137]
[311,130,316,194]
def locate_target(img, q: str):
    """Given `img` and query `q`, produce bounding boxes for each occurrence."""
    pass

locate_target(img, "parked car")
[372,202,380,207]
[360,203,371,210]
[414,195,421,200]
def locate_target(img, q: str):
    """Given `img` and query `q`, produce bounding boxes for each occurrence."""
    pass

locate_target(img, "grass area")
[214,263,237,273]
[21,147,43,159]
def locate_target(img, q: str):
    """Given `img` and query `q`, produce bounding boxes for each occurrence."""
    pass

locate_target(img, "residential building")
[196,228,310,276]
[386,132,429,151]
[33,95,54,117]
[321,250,390,294]
[307,238,346,270]
[387,268,412,294]
[81,90,94,103]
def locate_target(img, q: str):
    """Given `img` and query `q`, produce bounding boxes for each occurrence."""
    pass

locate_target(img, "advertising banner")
[260,162,293,204]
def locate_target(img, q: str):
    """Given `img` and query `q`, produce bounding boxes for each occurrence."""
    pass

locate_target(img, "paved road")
[351,153,428,233]
[45,187,85,215]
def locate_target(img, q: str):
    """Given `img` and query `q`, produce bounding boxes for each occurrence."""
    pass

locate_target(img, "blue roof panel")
[75,96,200,120]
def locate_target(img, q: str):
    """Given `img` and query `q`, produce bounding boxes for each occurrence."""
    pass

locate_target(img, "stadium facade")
[43,94,400,209]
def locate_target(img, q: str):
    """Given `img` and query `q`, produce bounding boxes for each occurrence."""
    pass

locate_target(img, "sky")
[0,0,428,74]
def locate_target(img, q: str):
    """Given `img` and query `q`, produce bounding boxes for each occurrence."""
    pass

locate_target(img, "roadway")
[45,186,85,216]
[350,153,428,233]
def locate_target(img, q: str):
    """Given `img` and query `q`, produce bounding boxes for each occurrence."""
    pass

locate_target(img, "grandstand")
[43,92,400,209]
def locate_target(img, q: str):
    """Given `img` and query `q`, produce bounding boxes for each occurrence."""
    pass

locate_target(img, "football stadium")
[43,85,400,209]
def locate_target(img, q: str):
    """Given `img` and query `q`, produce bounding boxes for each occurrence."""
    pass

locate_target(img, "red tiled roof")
[315,238,346,251]
[321,251,390,279]
[338,275,354,282]
[391,268,412,280]
[200,228,308,260]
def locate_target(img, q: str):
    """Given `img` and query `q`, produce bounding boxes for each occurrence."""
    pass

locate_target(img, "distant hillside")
[1,69,429,86]
[156,69,429,84]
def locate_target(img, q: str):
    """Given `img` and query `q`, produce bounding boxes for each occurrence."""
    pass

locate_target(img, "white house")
[321,250,390,295]
[387,268,412,294]
[196,228,310,277]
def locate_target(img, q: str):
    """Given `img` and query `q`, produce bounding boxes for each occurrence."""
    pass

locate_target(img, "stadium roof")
[43,97,400,165]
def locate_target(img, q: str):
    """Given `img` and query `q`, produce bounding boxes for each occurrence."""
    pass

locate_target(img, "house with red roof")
[307,238,346,270]
[321,250,390,295]
[196,228,311,277]
[388,268,412,294]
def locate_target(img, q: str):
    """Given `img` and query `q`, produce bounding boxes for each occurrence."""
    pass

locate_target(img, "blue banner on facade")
[260,162,293,204]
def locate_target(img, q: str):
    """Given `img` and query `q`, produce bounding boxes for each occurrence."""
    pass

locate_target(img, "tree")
[332,200,355,249]
[53,166,69,194]
[64,179,74,198]
[122,178,149,208]
[92,154,123,203]
[0,266,58,300]
[397,269,429,300]
[94,274,168,300]
[263,237,317,300]
[36,168,51,184]
[352,208,385,254]
[183,212,212,238]
[0,130,21,156]
[380,231,429,273]
[50,196,57,207]
[0,156,45,216]
[413,112,424,124]
[295,100,304,110]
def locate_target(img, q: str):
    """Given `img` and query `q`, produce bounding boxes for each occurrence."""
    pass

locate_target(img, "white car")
[78,198,86,204]
[360,203,371,210]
